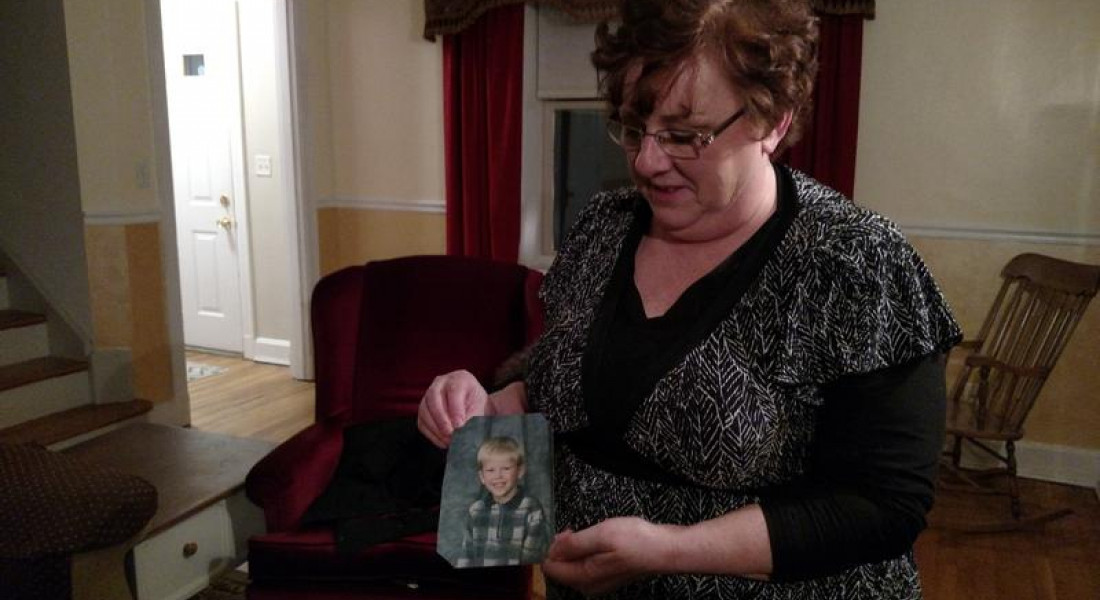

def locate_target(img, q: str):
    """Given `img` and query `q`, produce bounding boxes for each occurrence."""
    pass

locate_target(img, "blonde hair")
[476,436,525,469]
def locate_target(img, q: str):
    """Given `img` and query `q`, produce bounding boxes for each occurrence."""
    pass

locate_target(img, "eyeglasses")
[606,108,746,159]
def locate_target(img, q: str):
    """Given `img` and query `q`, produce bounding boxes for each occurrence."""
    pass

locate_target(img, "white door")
[162,0,245,353]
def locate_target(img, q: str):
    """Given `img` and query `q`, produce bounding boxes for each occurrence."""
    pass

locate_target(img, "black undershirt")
[564,165,946,581]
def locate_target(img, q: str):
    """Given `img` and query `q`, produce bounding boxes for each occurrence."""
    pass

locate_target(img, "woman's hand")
[417,370,490,448]
[542,517,674,596]
[543,508,773,595]
[417,372,529,448]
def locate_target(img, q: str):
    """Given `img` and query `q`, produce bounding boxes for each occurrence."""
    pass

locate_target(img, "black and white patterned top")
[527,168,961,599]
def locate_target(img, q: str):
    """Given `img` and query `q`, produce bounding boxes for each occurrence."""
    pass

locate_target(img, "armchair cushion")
[301,417,446,553]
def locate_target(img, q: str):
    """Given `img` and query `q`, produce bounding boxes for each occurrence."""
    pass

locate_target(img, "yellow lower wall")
[85,222,173,402]
[84,226,133,348]
[911,236,1100,449]
[317,207,446,275]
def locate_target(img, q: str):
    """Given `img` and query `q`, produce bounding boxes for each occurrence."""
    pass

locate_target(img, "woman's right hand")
[417,370,490,448]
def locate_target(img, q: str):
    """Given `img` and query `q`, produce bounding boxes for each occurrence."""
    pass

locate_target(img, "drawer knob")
[182,542,199,558]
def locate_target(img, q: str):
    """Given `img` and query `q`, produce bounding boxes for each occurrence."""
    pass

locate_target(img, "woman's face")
[620,53,789,242]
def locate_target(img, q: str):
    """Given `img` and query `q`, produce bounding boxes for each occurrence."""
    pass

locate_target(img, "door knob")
[216,216,233,229]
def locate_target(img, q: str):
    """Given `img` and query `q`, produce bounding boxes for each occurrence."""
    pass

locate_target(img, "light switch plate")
[255,155,272,177]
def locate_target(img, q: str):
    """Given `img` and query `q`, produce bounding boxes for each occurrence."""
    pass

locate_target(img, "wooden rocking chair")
[939,253,1100,532]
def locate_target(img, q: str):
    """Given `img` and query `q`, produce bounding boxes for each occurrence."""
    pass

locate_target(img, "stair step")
[0,356,88,392]
[0,309,46,331]
[0,367,91,429]
[0,399,153,447]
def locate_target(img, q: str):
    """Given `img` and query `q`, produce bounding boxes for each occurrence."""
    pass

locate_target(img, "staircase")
[0,266,151,448]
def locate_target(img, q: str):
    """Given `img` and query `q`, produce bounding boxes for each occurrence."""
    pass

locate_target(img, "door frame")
[146,0,316,388]
[224,0,258,359]
[278,0,316,380]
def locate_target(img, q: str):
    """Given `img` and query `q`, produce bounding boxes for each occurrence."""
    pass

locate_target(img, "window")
[543,101,633,252]
[183,54,205,76]
[520,5,628,268]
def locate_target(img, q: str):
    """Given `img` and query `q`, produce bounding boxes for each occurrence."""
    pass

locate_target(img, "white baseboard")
[957,439,1100,488]
[252,337,290,366]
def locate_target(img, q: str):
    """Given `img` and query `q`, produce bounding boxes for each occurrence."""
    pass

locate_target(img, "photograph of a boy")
[456,436,549,567]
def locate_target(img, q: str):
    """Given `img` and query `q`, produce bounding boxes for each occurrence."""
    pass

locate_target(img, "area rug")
[187,567,248,600]
[187,361,228,382]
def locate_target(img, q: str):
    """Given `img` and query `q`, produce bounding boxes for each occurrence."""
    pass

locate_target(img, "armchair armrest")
[245,418,346,532]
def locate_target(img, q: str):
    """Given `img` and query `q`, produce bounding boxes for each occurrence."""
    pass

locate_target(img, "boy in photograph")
[457,436,549,567]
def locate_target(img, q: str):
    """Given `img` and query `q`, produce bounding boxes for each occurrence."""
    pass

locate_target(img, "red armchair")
[245,255,544,599]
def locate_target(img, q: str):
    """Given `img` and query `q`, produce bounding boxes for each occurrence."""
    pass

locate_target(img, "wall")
[0,0,183,415]
[297,1,1100,464]
[855,0,1100,454]
[65,0,178,408]
[516,2,1099,482]
[84,222,173,403]
[239,0,294,356]
[318,207,446,275]
[0,0,92,343]
[317,0,447,273]
[64,0,160,217]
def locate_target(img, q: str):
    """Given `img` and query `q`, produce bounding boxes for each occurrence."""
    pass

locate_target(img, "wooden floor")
[186,352,1100,599]
[186,350,314,444]
[919,478,1100,600]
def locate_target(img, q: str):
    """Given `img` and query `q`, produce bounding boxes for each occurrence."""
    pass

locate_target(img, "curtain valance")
[812,0,874,18]
[424,1,611,39]
[424,0,873,39]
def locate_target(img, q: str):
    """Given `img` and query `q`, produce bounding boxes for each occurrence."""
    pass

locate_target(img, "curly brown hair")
[592,0,819,155]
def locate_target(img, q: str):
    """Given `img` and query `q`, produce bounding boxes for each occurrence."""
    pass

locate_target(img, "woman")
[419,0,960,597]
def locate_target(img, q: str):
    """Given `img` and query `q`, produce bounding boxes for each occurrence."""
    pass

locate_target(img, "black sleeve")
[759,352,946,581]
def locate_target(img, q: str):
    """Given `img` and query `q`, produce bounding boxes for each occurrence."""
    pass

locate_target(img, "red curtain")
[784,14,865,199]
[442,5,524,262]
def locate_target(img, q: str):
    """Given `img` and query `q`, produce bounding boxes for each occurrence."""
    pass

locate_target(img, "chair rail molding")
[316,196,446,214]
[901,224,1100,247]
[83,210,163,226]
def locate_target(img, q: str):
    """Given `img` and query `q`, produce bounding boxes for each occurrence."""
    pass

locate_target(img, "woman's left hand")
[542,517,674,596]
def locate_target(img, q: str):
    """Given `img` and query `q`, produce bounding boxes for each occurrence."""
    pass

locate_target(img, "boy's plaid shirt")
[457,490,549,567]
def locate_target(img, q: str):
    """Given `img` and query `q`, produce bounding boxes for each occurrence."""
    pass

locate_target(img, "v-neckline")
[580,163,801,437]
[627,235,748,324]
